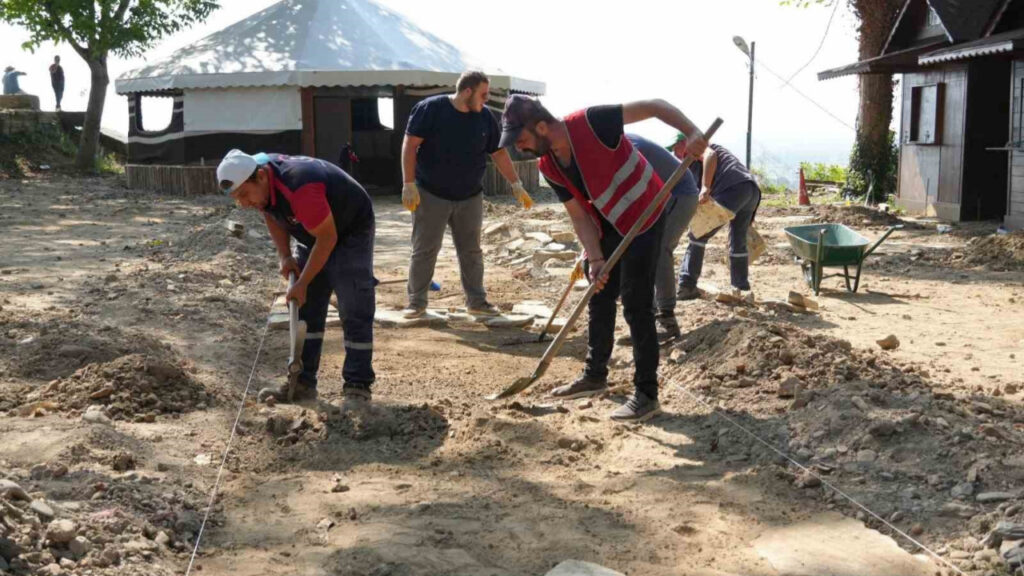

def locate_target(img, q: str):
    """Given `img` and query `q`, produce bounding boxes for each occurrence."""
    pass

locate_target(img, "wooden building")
[115,0,544,196]
[820,0,1024,229]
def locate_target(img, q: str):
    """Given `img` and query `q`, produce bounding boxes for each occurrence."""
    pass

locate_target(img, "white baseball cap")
[217,149,259,194]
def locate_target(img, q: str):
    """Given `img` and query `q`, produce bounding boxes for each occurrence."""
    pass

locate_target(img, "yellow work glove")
[569,256,585,283]
[402,182,420,212]
[511,181,533,210]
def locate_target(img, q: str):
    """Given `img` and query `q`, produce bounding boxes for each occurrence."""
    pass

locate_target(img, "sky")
[0,0,881,183]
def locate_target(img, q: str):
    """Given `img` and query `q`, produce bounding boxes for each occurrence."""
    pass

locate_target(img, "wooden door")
[313,96,351,163]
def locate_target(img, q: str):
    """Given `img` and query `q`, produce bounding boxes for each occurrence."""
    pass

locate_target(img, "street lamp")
[733,35,755,169]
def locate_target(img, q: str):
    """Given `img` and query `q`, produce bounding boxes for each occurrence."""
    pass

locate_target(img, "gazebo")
[115,0,545,195]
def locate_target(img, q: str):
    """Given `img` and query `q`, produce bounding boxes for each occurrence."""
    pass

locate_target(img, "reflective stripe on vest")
[563,110,664,236]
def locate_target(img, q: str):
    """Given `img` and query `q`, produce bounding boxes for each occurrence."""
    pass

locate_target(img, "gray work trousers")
[407,188,487,309]
[654,194,699,314]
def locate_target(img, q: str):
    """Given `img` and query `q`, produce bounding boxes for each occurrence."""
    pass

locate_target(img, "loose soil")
[1,176,1022,576]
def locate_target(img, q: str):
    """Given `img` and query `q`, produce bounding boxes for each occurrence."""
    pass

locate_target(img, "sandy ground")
[1,175,1023,576]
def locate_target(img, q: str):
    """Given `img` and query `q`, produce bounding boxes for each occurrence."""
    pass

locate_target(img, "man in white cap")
[217,151,377,405]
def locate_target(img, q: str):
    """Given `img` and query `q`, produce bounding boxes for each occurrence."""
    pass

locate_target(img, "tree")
[785,0,904,202]
[0,1,217,170]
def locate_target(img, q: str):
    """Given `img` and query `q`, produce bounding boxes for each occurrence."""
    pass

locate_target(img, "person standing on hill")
[49,56,65,111]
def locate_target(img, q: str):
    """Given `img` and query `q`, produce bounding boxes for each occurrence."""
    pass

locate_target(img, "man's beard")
[525,131,552,157]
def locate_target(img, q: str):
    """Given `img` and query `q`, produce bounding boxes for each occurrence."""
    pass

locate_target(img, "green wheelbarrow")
[783,223,902,295]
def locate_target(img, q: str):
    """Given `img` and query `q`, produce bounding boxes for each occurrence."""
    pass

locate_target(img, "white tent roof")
[116,0,545,95]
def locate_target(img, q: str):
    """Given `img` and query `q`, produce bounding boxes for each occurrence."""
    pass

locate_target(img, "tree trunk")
[849,0,903,201]
[76,57,109,171]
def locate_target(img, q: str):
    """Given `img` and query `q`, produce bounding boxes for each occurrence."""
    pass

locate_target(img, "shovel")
[286,272,307,402]
[501,255,585,347]
[488,118,723,400]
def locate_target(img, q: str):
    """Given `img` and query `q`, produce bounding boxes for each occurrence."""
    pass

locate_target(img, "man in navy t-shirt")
[217,150,376,407]
[400,70,533,319]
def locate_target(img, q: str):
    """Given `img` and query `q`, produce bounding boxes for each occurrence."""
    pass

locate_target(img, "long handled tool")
[501,255,585,347]
[286,272,307,402]
[536,255,585,343]
[487,118,723,400]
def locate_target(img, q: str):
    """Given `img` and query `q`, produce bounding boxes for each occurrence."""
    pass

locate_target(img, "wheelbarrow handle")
[863,224,903,260]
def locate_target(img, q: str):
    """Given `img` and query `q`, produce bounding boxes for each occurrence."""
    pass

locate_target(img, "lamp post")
[733,35,755,169]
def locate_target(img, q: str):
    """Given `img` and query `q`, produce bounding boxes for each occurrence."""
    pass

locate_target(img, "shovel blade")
[487,375,539,401]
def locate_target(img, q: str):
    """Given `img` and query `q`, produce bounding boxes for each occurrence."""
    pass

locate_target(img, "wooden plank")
[938,66,966,205]
[483,160,539,196]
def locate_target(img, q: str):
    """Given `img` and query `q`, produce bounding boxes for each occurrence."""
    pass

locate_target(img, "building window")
[909,84,943,145]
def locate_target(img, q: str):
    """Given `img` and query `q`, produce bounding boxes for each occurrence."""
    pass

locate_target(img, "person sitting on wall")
[3,66,27,95]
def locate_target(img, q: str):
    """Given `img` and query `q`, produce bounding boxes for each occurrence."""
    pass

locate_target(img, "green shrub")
[800,162,847,183]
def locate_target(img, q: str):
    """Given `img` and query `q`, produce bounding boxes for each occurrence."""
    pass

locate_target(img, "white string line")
[661,371,968,576]
[185,299,275,576]
[752,57,857,132]
[783,0,842,86]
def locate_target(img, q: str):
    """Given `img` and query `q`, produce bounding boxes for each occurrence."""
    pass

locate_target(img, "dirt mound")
[0,315,163,381]
[955,232,1024,270]
[762,204,905,230]
[20,353,210,421]
[265,403,449,445]
[662,315,1024,538]
[137,204,271,268]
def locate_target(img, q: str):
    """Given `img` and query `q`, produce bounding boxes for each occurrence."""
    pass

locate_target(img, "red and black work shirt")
[262,154,374,248]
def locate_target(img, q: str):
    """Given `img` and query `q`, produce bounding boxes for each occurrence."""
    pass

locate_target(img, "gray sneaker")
[609,392,661,422]
[550,375,608,400]
[677,285,701,301]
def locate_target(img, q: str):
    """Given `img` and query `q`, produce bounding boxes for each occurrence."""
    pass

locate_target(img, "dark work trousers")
[294,223,376,390]
[679,181,761,291]
[584,215,665,399]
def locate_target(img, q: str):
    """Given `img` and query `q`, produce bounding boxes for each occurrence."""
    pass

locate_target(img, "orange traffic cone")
[798,167,810,206]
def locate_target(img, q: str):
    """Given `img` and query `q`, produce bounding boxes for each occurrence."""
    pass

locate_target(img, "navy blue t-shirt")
[406,95,500,201]
[261,154,374,248]
[626,134,698,198]
[689,144,756,196]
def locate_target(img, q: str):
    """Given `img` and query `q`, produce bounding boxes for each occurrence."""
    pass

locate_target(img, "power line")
[784,0,842,86]
[754,57,857,132]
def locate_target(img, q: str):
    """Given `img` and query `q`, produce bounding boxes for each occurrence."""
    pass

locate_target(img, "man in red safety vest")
[500,96,707,421]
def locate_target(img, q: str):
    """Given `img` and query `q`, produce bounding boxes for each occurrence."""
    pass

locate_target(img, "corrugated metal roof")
[918,26,1024,63]
[818,42,945,80]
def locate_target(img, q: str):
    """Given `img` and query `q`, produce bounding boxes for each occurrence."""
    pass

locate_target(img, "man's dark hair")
[456,70,489,93]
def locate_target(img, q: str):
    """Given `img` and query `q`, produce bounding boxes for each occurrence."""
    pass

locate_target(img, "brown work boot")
[339,385,372,412]
[468,301,501,317]
[257,381,317,404]
[550,375,608,400]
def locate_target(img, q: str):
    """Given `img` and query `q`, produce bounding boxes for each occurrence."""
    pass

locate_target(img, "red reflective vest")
[539,110,665,236]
